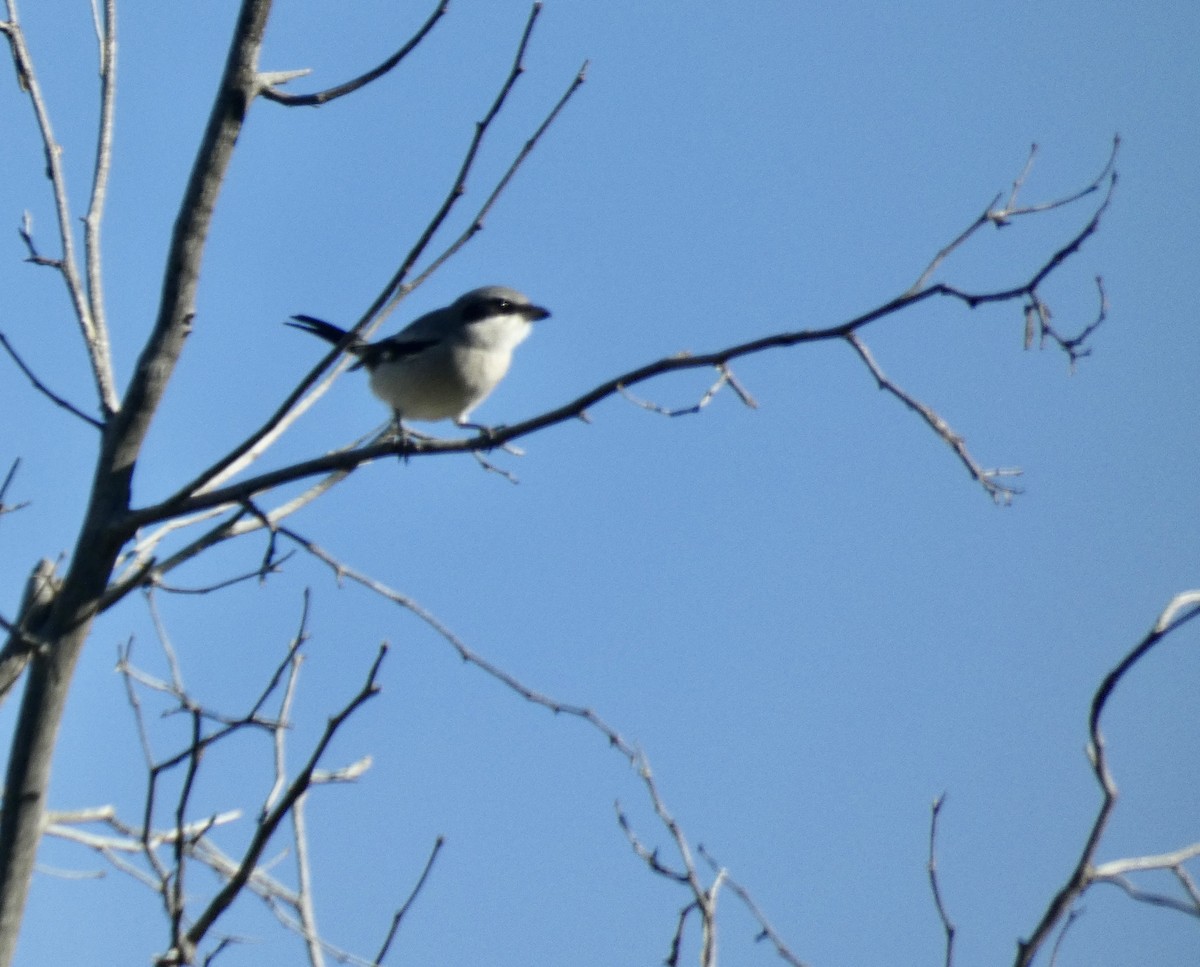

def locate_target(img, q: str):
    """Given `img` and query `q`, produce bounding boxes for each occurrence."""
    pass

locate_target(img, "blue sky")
[1,1,1198,965]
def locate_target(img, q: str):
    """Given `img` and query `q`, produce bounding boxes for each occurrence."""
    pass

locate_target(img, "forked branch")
[1014,589,1200,966]
[161,3,584,511]
[124,152,1116,529]
[1,2,119,414]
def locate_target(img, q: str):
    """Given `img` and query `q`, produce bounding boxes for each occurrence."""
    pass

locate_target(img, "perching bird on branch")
[287,285,550,430]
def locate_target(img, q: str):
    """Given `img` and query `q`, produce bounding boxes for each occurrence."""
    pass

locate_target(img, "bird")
[287,285,550,431]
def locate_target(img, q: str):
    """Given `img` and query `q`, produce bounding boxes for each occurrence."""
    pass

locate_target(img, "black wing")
[287,315,438,371]
[359,335,440,369]
[287,314,352,345]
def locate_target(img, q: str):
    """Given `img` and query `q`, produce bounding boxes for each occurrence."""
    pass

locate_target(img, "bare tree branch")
[1031,276,1109,370]
[112,0,273,465]
[1094,871,1200,918]
[83,0,117,367]
[0,1,119,414]
[177,644,386,962]
[276,522,802,967]
[105,594,392,965]
[16,211,62,268]
[125,170,1114,529]
[0,331,104,429]
[0,4,285,956]
[909,136,1119,295]
[364,1,552,324]
[165,6,584,509]
[0,460,29,518]
[402,53,590,298]
[1014,589,1200,967]
[0,2,1156,963]
[697,845,807,967]
[846,332,1021,504]
[261,0,449,106]
[927,794,956,967]
[617,362,758,418]
[372,836,445,966]
[1047,908,1083,967]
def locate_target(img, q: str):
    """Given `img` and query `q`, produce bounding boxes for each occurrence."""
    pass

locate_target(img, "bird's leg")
[456,419,524,457]
[455,418,494,438]
[386,411,417,461]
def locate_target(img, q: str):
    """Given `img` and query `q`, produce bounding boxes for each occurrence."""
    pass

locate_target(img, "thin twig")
[282,525,806,967]
[271,642,324,967]
[403,53,590,296]
[927,795,956,967]
[910,136,1119,294]
[1035,276,1109,371]
[0,332,104,429]
[367,2,550,323]
[616,362,758,418]
[273,523,640,761]
[1094,873,1200,918]
[152,553,294,595]
[262,0,449,106]
[0,459,28,517]
[83,0,118,390]
[846,332,1022,504]
[1046,907,1083,967]
[372,836,445,965]
[0,559,61,707]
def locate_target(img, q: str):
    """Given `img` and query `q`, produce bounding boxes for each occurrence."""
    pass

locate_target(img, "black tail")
[286,314,354,346]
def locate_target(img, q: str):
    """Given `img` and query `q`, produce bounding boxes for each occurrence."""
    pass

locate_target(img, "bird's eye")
[495,299,512,311]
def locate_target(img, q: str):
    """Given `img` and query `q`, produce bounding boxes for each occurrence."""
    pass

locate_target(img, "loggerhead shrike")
[287,285,550,429]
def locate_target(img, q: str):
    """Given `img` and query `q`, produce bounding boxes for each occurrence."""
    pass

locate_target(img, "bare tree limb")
[1093,843,1200,880]
[125,170,1114,529]
[0,331,104,429]
[617,362,758,418]
[697,845,807,967]
[106,593,392,965]
[909,136,1119,295]
[83,0,117,366]
[401,52,590,299]
[0,1,119,414]
[0,5,283,957]
[1014,589,1200,967]
[112,0,273,466]
[372,836,445,966]
[165,6,584,509]
[846,332,1021,504]
[0,460,29,518]
[927,794,956,967]
[261,0,449,106]
[272,524,642,761]
[254,523,805,967]
[364,1,551,324]
[177,644,386,962]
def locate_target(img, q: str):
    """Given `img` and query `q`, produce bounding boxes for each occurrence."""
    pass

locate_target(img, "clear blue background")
[1,1,1197,965]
